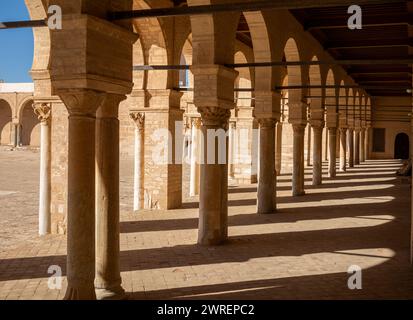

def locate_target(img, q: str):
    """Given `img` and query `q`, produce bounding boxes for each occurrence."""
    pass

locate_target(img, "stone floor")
[0,149,412,300]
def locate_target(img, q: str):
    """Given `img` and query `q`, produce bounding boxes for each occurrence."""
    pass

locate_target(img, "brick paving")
[0,150,413,300]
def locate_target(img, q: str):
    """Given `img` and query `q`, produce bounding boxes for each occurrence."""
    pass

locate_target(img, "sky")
[0,0,34,83]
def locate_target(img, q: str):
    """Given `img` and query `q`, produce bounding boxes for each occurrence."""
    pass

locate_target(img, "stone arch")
[354,90,361,125]
[338,80,348,128]
[24,0,51,95]
[308,55,323,121]
[132,37,145,90]
[234,50,253,109]
[187,0,240,65]
[19,99,40,147]
[0,99,13,146]
[325,69,338,115]
[132,0,171,90]
[179,35,194,90]
[243,11,273,92]
[283,38,304,101]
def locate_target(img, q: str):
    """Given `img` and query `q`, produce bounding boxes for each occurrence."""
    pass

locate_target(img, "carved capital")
[97,94,126,119]
[311,124,324,135]
[192,117,202,129]
[292,124,306,135]
[59,89,105,117]
[257,118,276,129]
[198,107,231,127]
[339,127,348,134]
[130,112,145,131]
[33,103,51,123]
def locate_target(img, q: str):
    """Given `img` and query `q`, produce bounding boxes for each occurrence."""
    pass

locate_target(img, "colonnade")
[25,0,376,301]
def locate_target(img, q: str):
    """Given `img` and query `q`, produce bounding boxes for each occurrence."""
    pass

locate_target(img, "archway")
[19,100,40,147]
[394,133,410,160]
[0,100,12,146]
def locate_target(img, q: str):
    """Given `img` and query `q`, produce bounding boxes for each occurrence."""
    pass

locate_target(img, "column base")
[198,235,228,246]
[64,284,96,300]
[293,191,306,197]
[96,285,126,300]
[257,208,277,215]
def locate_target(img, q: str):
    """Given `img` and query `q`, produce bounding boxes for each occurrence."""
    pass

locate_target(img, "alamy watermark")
[43,4,361,31]
[47,265,62,290]
[347,265,363,290]
[348,5,363,30]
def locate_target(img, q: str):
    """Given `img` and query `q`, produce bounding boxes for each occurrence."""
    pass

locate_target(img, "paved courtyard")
[0,150,412,300]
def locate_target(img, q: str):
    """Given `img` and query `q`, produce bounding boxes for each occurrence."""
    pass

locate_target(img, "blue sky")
[0,0,34,83]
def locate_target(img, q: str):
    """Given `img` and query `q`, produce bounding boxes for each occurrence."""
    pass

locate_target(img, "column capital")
[309,119,324,128]
[292,123,306,135]
[339,127,348,134]
[33,103,52,123]
[311,124,324,134]
[257,118,276,128]
[59,89,105,116]
[192,117,202,129]
[97,94,126,118]
[199,107,231,127]
[328,127,337,134]
[129,111,145,131]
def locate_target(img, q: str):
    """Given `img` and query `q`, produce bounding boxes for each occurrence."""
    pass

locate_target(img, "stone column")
[33,103,52,236]
[354,129,360,165]
[190,118,201,197]
[95,94,126,300]
[257,118,276,214]
[275,122,283,175]
[10,121,18,147]
[312,125,323,185]
[228,121,236,179]
[339,128,347,172]
[198,107,231,245]
[360,128,366,162]
[16,124,22,147]
[328,127,337,178]
[365,127,370,160]
[61,89,104,300]
[307,125,312,166]
[130,112,145,211]
[292,124,306,196]
[325,128,329,161]
[348,129,354,168]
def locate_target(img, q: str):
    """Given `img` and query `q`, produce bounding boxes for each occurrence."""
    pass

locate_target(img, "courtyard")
[0,150,412,300]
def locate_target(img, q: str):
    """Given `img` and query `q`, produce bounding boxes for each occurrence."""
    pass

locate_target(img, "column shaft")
[34,103,52,235]
[257,119,276,214]
[190,118,201,196]
[275,122,283,175]
[312,126,323,185]
[339,128,347,172]
[328,128,337,178]
[360,129,366,162]
[130,112,145,211]
[292,124,305,196]
[354,130,360,165]
[307,125,312,166]
[95,95,125,300]
[348,129,354,168]
[62,90,104,300]
[39,121,51,234]
[198,108,230,245]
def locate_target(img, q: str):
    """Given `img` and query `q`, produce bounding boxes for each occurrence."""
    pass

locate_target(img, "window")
[373,128,385,152]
